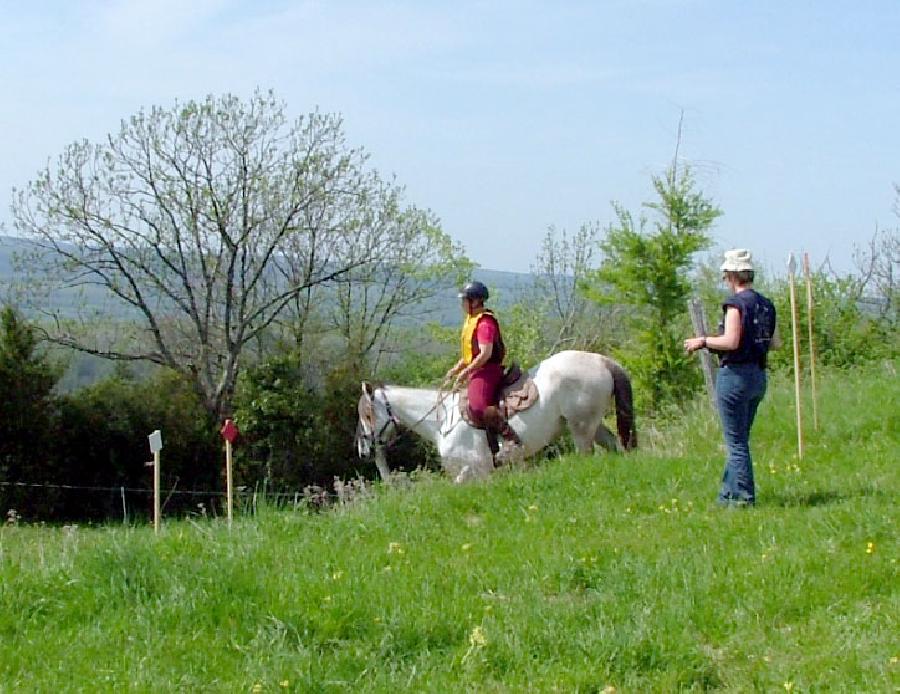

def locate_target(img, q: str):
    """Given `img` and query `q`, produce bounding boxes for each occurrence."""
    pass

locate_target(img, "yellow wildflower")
[279,681,290,688]
[252,685,263,693]
[528,504,539,512]
[469,625,487,647]
[461,543,472,552]
[866,542,875,554]
[783,682,794,692]
[388,542,404,555]
[332,570,344,580]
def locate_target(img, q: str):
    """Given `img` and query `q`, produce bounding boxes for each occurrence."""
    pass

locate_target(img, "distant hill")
[0,235,535,326]
[0,236,537,388]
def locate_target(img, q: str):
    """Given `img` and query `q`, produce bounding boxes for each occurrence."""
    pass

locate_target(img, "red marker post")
[220,419,239,528]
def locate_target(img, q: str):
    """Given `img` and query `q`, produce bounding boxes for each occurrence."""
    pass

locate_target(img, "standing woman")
[685,249,778,507]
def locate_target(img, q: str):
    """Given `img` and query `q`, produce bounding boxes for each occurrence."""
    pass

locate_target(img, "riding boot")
[489,410,523,465]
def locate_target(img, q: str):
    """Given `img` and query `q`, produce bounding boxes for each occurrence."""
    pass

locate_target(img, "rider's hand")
[453,368,470,391]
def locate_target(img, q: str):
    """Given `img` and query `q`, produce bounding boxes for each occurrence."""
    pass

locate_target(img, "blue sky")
[2,1,898,275]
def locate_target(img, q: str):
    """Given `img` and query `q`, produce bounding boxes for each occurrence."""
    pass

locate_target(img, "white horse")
[356,350,636,482]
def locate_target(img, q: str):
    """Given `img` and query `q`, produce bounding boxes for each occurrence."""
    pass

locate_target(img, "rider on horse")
[443,281,522,463]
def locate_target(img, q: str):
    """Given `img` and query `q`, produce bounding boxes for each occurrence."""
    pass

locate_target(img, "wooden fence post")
[688,296,717,408]
[803,253,819,431]
[787,254,804,459]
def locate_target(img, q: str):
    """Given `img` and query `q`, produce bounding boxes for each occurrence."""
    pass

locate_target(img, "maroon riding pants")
[467,362,503,424]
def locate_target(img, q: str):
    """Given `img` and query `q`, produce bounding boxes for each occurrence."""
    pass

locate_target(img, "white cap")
[720,248,754,272]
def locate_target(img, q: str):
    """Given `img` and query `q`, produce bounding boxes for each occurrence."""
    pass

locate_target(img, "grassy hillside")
[0,362,897,691]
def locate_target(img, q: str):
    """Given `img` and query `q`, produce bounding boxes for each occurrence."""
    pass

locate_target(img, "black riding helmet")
[458,280,489,301]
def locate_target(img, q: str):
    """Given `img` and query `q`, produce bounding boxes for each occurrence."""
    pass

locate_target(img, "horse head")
[355,381,397,458]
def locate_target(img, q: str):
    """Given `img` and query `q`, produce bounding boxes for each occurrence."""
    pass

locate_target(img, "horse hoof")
[495,443,525,466]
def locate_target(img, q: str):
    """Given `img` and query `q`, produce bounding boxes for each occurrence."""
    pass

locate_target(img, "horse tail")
[601,356,637,450]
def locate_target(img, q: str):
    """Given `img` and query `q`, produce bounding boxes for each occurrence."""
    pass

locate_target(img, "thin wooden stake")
[153,450,161,534]
[803,252,819,431]
[148,429,163,534]
[225,439,234,529]
[788,254,804,459]
[120,486,127,525]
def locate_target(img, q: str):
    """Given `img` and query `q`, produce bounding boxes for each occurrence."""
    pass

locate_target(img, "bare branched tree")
[530,223,617,353]
[327,199,472,372]
[11,91,407,418]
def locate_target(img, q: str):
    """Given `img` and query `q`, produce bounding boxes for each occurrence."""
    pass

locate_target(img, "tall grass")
[0,361,896,691]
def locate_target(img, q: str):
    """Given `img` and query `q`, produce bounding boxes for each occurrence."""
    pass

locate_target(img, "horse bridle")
[358,391,401,451]
[359,388,452,453]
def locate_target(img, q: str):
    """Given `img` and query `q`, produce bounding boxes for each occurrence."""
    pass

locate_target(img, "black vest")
[716,289,776,368]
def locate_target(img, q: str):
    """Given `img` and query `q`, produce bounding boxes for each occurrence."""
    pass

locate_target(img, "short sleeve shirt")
[474,316,498,347]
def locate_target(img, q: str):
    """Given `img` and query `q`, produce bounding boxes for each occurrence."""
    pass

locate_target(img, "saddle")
[458,363,539,428]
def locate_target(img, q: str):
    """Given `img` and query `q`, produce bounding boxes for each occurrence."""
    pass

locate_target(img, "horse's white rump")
[356,350,636,482]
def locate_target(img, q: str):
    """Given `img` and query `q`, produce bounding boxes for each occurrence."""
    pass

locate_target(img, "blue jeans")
[716,363,767,505]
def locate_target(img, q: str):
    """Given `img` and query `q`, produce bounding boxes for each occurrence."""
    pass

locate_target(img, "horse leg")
[568,420,597,454]
[440,427,493,482]
[594,423,619,452]
[374,447,392,483]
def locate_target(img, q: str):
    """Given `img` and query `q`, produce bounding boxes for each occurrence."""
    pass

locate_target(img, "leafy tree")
[0,307,59,511]
[582,165,721,412]
[232,350,374,489]
[12,90,431,420]
[40,369,217,521]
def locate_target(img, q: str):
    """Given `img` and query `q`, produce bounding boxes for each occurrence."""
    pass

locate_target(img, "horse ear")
[361,381,374,398]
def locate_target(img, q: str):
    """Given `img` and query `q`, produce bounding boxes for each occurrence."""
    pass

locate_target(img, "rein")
[373,388,454,450]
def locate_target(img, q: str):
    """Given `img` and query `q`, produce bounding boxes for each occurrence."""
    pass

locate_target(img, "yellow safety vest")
[460,309,498,365]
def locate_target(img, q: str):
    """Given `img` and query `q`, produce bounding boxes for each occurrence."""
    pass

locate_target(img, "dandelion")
[889,655,898,665]
[462,625,488,664]
[469,625,487,647]
[783,682,794,692]
[461,543,472,552]
[332,570,344,580]
[279,681,290,688]
[625,507,632,513]
[252,685,263,693]
[388,542,404,555]
[866,542,875,554]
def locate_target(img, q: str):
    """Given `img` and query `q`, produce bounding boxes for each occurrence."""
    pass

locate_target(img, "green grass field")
[1,362,897,692]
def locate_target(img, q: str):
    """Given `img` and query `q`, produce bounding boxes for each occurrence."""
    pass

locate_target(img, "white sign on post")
[148,429,163,534]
